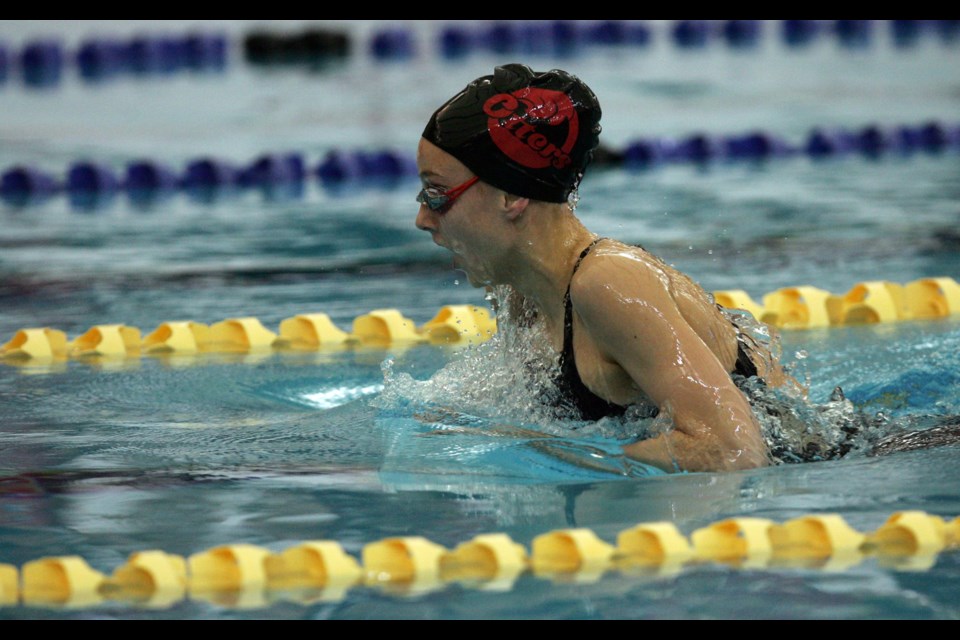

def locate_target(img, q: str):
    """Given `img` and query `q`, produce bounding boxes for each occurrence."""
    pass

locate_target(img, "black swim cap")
[422,63,602,204]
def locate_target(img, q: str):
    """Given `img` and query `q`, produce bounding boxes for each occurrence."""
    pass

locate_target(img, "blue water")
[1,20,959,619]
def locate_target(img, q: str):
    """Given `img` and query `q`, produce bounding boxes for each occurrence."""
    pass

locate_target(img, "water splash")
[379,287,658,433]
[371,286,666,478]
[716,307,879,463]
[375,288,565,425]
[376,287,960,473]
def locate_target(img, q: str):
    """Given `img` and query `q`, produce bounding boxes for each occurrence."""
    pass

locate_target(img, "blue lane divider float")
[254,20,957,65]
[316,149,417,187]
[75,39,127,80]
[434,20,666,58]
[236,20,960,64]
[369,29,416,61]
[424,20,960,60]
[181,157,242,191]
[67,162,121,194]
[617,120,960,169]
[0,148,420,208]
[781,20,823,46]
[0,41,9,83]
[5,22,959,87]
[5,31,228,87]
[125,160,180,192]
[19,39,64,87]
[833,19,873,47]
[671,20,712,48]
[240,153,307,188]
[802,122,958,158]
[0,166,60,207]
[74,33,227,81]
[721,20,762,47]
[937,19,960,42]
[1,120,957,209]
[443,20,655,58]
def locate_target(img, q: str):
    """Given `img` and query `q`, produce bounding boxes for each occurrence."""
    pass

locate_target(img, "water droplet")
[454,279,460,286]
[795,350,808,360]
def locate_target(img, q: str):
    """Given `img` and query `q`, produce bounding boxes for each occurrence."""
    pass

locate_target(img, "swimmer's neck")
[500,203,599,325]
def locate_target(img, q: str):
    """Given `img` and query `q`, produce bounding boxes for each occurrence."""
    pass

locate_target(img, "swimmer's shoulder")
[573,239,672,297]
[571,241,676,322]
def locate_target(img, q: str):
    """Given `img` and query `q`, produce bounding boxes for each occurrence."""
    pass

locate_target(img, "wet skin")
[416,138,780,473]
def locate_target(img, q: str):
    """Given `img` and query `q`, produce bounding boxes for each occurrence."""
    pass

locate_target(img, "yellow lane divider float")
[0,328,70,360]
[440,533,529,589]
[1,277,958,370]
[0,305,496,368]
[1,511,957,610]
[0,563,19,606]
[715,276,960,330]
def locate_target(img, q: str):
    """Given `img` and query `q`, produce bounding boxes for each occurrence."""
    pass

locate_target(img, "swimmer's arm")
[575,262,770,473]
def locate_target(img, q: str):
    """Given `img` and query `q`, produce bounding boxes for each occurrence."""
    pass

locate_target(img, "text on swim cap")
[483,89,580,171]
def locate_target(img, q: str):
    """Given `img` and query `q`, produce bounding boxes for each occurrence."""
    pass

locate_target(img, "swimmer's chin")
[451,260,490,288]
[458,271,489,288]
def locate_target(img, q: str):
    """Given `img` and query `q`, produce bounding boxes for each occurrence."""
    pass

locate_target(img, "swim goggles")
[416,176,479,213]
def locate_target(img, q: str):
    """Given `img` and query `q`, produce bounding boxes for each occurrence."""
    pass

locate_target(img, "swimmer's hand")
[527,439,656,477]
[412,406,476,426]
[420,424,557,439]
[413,408,556,439]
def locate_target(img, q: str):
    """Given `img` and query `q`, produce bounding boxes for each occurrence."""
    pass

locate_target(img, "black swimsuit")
[552,240,960,459]
[554,237,759,421]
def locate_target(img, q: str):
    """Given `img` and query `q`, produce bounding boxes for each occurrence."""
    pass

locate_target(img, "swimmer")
[416,64,804,471]
[412,62,960,473]
[414,63,804,474]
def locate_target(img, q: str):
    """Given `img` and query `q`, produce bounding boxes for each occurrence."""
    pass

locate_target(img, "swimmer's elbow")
[725,446,771,471]
[623,431,770,473]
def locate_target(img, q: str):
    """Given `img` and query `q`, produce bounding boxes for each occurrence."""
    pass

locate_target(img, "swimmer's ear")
[501,192,530,221]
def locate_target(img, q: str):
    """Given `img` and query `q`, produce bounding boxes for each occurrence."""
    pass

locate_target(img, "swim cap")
[422,63,602,204]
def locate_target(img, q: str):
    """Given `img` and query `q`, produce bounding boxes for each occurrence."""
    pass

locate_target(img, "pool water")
[1,20,959,619]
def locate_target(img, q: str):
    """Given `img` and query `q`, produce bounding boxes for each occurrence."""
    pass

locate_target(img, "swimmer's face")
[415,139,505,287]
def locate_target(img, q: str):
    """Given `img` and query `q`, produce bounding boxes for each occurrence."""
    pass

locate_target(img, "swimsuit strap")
[554,239,757,421]
[558,237,628,421]
[562,237,605,338]
[566,237,605,299]
[716,304,761,379]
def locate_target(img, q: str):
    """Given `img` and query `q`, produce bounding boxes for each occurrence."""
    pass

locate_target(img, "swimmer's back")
[584,239,793,388]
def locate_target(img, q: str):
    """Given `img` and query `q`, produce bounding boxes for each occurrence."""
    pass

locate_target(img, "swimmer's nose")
[416,204,438,233]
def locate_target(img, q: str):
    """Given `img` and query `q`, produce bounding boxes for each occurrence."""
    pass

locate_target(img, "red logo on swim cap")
[483,88,579,170]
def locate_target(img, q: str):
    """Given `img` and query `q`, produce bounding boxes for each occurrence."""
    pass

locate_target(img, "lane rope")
[2,277,959,371]
[2,21,958,88]
[1,510,956,609]
[1,119,957,210]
